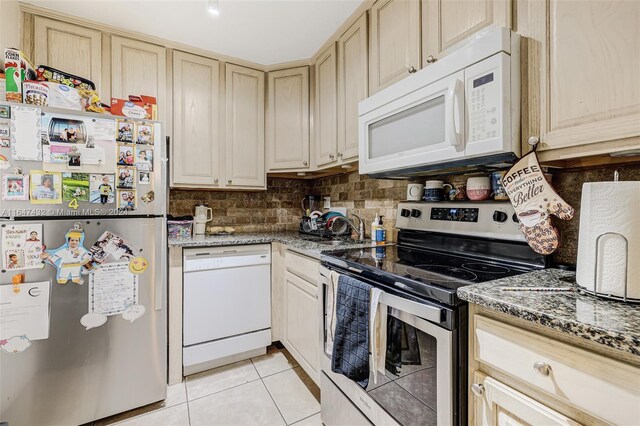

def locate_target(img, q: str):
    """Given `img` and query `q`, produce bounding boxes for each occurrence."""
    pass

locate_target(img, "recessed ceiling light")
[208,0,220,16]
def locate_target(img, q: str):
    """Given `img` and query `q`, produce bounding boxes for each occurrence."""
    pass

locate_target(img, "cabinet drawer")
[285,250,319,284]
[474,315,640,425]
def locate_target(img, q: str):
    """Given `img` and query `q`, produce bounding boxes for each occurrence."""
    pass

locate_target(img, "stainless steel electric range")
[319,201,548,426]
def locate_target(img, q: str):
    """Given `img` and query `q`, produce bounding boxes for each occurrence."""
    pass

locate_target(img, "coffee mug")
[467,176,491,201]
[491,171,509,200]
[407,183,425,201]
[450,180,467,201]
[424,180,452,202]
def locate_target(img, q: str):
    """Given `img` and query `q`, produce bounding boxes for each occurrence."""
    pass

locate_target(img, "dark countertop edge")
[458,280,640,357]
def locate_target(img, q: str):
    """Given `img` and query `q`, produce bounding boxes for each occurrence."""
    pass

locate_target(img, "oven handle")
[319,265,445,324]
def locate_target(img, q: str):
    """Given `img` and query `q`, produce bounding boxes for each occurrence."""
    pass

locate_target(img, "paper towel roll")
[576,181,640,300]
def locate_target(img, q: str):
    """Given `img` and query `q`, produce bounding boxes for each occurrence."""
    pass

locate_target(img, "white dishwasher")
[183,244,271,375]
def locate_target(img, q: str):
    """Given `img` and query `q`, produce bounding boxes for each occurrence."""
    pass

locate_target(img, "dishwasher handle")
[184,251,271,273]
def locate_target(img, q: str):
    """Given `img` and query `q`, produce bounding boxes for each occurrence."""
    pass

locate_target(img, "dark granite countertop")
[168,231,378,260]
[458,269,640,356]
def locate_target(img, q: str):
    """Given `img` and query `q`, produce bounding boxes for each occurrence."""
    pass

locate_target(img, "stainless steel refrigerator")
[0,105,167,426]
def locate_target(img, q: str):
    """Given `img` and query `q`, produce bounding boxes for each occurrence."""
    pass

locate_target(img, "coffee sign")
[503,152,574,255]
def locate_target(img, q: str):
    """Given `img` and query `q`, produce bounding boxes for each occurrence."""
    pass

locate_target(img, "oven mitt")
[502,151,574,255]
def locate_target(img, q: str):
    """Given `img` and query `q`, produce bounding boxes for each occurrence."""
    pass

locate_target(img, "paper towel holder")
[583,232,635,303]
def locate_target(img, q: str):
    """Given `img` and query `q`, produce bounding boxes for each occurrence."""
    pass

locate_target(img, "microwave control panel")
[468,70,500,143]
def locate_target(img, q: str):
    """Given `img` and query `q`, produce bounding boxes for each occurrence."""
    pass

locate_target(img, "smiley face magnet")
[129,256,149,274]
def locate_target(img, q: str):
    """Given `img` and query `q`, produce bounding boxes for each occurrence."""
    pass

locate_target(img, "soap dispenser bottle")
[376,215,386,245]
[371,215,380,243]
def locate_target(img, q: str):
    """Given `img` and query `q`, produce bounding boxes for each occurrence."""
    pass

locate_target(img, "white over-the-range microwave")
[358,26,521,177]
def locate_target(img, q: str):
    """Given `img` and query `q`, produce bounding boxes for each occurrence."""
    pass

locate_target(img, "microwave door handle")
[445,78,464,147]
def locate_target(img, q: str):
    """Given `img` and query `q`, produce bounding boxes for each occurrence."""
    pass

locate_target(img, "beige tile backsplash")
[169,164,640,265]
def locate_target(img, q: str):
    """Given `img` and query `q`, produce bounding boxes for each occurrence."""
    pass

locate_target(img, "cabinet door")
[315,44,338,168]
[225,64,266,188]
[472,373,580,426]
[111,36,167,122]
[337,13,368,163]
[369,0,421,94]
[33,17,102,94]
[422,0,511,66]
[519,0,640,159]
[172,51,221,187]
[267,67,309,171]
[284,271,319,384]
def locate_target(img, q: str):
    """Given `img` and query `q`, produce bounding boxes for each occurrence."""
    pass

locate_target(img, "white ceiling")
[22,0,365,65]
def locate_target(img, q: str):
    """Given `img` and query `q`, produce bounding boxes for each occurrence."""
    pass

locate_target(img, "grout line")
[289,411,321,425]
[186,395,192,426]
[261,375,288,425]
[186,376,263,404]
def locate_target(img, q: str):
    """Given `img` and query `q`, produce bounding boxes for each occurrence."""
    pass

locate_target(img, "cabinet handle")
[533,361,551,376]
[426,55,437,64]
[329,154,335,160]
[408,66,417,73]
[337,152,343,158]
[227,179,232,184]
[214,178,219,184]
[303,161,308,166]
[471,383,485,397]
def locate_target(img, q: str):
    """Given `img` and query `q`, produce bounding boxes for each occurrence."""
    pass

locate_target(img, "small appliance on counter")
[576,175,640,302]
[194,204,213,235]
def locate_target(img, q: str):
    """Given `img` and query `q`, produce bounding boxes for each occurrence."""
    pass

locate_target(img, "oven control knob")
[410,209,421,218]
[512,213,519,223]
[400,209,411,218]
[493,211,508,223]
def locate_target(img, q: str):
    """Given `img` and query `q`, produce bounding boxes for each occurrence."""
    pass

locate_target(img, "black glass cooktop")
[322,245,533,306]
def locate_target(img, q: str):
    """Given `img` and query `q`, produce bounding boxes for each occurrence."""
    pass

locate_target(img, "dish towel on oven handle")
[330,274,387,389]
[326,272,387,383]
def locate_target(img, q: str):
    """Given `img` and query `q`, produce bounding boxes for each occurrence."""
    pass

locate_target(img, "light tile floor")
[91,347,321,426]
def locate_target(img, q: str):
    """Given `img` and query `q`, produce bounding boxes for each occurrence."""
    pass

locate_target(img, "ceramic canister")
[491,171,509,200]
[467,176,491,201]
[424,180,452,201]
[407,183,425,201]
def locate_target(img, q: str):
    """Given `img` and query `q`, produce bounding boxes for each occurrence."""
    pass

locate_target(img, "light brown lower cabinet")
[469,308,640,425]
[283,250,320,385]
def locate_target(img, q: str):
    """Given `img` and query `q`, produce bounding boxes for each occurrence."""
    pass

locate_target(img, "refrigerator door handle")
[156,218,167,311]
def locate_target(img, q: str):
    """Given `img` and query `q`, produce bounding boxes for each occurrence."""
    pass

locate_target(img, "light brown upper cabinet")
[518,0,640,161]
[422,0,511,67]
[315,44,338,168]
[172,51,221,188]
[225,64,266,189]
[267,67,310,171]
[337,14,368,163]
[33,17,102,94]
[369,0,421,94]
[111,36,167,123]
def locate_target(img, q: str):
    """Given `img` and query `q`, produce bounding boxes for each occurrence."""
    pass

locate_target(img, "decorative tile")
[186,360,260,401]
[188,380,285,426]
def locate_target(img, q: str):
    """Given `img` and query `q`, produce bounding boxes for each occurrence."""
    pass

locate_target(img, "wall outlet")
[324,196,331,209]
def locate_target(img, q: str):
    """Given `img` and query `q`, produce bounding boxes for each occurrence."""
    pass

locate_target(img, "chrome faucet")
[348,214,365,240]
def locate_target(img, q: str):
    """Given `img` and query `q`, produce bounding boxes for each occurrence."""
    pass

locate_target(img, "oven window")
[368,95,446,160]
[368,308,438,425]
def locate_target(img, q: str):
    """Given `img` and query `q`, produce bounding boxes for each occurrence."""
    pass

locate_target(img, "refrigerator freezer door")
[0,107,166,219]
[0,217,166,426]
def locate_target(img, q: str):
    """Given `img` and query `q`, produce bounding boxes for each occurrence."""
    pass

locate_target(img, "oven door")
[318,265,453,426]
